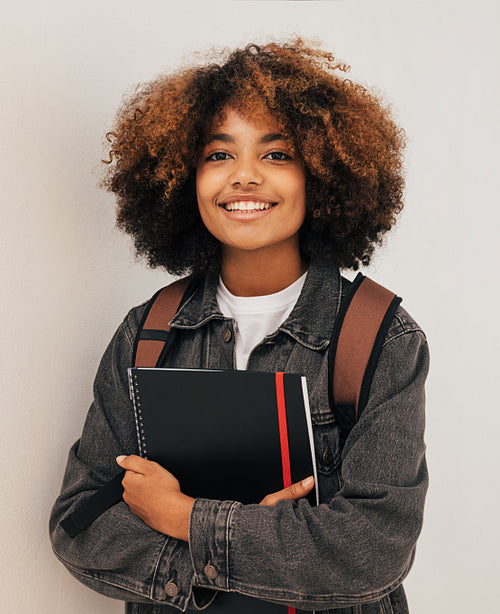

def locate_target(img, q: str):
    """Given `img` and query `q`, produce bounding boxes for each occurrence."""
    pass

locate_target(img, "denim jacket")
[50,259,429,614]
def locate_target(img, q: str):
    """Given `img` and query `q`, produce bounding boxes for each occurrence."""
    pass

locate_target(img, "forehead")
[204,104,288,142]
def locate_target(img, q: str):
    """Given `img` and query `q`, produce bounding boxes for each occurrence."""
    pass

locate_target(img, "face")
[196,106,306,261]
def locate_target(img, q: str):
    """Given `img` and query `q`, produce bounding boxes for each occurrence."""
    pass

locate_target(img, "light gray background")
[1,1,498,612]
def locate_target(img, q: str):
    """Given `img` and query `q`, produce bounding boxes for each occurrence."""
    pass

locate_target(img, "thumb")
[260,476,315,506]
[116,454,148,474]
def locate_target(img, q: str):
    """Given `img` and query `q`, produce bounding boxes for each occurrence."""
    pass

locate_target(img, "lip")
[216,194,279,222]
[217,194,278,206]
[218,206,277,222]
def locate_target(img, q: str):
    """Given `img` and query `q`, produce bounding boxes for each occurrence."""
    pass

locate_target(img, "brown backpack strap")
[329,274,402,445]
[133,276,194,368]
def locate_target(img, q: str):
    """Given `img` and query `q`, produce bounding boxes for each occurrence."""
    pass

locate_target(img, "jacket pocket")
[319,595,394,614]
[359,594,395,614]
[125,603,181,614]
[311,418,341,504]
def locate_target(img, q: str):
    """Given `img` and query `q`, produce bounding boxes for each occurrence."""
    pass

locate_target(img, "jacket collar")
[170,258,343,351]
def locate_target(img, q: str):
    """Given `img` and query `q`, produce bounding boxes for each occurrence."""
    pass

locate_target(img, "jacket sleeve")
[49,308,217,612]
[188,326,429,610]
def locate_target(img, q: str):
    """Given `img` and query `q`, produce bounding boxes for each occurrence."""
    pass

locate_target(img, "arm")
[115,455,315,541]
[49,309,216,611]
[187,327,429,610]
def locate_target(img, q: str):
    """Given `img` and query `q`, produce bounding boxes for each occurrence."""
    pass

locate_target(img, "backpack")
[134,272,401,445]
[60,272,401,538]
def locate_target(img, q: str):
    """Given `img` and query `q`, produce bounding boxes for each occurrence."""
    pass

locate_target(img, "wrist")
[170,493,195,541]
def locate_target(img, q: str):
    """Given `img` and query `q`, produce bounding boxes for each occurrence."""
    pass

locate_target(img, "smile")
[219,201,277,212]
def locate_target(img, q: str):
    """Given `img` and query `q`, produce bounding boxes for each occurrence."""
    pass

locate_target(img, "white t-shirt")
[216,272,307,370]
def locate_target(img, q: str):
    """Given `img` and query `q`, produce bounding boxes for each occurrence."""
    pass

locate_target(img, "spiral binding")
[129,370,148,459]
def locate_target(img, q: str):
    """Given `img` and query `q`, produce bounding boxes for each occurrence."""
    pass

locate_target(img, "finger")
[116,454,151,474]
[260,476,315,506]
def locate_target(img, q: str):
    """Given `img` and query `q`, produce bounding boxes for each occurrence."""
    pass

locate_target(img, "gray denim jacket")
[50,259,429,614]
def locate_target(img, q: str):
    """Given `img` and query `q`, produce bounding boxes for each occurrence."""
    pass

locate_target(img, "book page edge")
[301,376,319,506]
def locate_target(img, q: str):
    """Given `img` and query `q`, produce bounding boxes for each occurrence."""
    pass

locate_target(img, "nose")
[228,156,263,187]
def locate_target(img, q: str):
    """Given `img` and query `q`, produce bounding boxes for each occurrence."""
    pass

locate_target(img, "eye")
[265,151,292,161]
[206,151,231,162]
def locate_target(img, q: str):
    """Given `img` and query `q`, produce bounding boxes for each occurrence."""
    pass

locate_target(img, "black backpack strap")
[60,277,197,538]
[329,274,402,447]
[59,473,125,538]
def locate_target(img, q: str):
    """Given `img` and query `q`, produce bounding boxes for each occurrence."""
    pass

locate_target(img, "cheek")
[195,170,212,220]
[290,175,307,222]
[288,165,306,196]
[195,168,206,204]
[196,167,223,210]
[195,176,220,238]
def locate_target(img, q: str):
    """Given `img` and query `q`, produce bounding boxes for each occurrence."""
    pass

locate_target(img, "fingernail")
[301,476,314,488]
[116,455,126,463]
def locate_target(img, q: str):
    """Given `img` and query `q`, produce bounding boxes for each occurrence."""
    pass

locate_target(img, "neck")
[220,244,307,297]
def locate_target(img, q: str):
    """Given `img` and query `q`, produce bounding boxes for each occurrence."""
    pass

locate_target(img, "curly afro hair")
[103,38,406,275]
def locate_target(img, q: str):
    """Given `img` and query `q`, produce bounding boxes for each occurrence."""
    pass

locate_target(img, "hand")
[259,476,315,506]
[116,455,194,541]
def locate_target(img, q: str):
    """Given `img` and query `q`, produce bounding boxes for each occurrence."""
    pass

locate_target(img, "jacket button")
[322,449,333,466]
[204,563,218,580]
[222,328,232,343]
[165,581,179,596]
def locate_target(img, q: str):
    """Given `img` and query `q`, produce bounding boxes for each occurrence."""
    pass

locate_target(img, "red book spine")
[275,372,296,614]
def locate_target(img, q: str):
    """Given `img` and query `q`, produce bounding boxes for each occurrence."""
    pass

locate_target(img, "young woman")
[50,39,429,614]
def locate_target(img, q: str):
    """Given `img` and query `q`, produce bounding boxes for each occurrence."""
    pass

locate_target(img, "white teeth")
[222,201,275,212]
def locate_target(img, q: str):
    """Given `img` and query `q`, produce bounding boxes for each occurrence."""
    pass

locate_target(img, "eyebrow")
[205,132,286,145]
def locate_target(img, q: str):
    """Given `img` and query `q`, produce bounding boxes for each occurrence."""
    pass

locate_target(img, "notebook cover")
[128,368,317,504]
[128,367,317,613]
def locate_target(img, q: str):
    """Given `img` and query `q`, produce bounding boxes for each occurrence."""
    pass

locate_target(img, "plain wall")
[1,1,499,612]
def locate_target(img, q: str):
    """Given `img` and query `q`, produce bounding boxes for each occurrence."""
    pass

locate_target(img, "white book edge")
[301,376,319,505]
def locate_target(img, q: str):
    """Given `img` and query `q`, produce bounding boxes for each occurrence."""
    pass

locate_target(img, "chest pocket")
[311,416,342,504]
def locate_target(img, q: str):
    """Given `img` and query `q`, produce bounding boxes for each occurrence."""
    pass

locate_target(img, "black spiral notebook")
[127,367,318,614]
